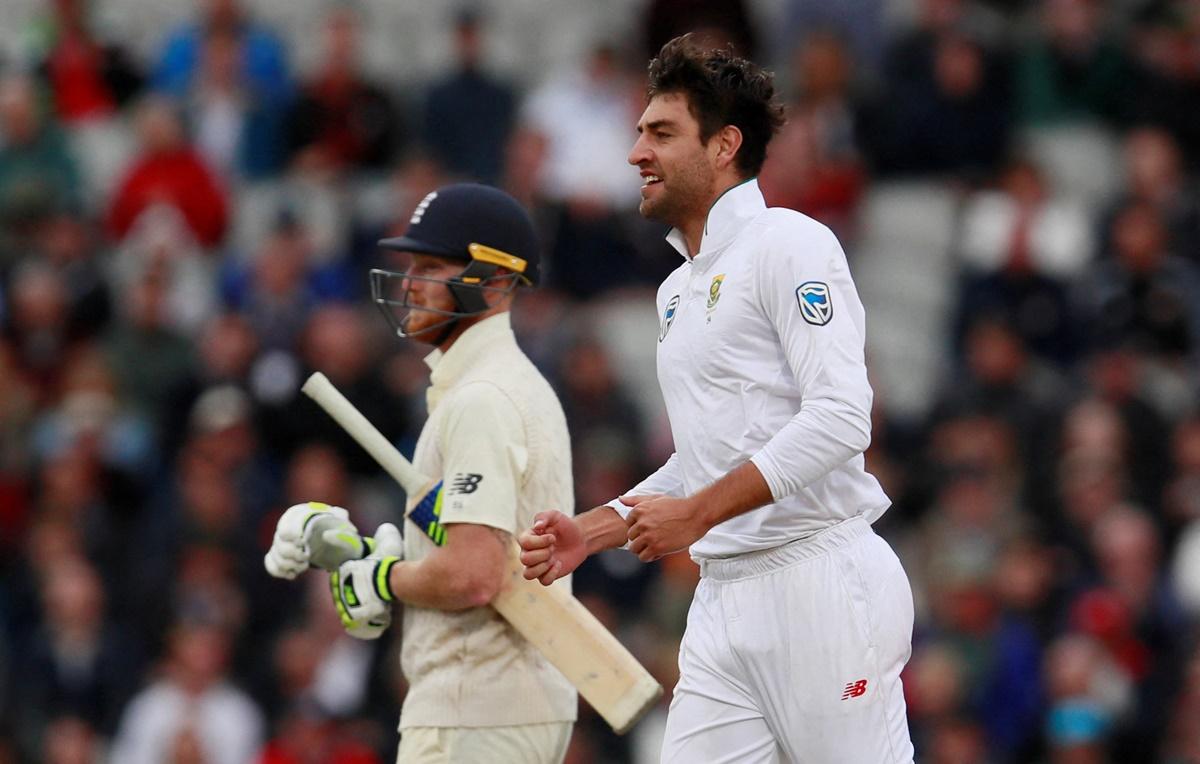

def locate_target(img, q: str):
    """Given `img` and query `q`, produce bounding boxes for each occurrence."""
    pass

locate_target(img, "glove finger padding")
[307,513,368,570]
[372,523,404,557]
[264,548,304,580]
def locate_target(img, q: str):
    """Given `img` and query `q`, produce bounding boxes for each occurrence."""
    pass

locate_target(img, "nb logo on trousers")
[841,679,868,700]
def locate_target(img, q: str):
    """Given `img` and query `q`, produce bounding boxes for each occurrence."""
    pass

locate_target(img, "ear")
[711,125,744,171]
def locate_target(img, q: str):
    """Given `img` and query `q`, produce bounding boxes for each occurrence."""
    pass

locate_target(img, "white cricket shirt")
[400,312,577,729]
[612,179,890,559]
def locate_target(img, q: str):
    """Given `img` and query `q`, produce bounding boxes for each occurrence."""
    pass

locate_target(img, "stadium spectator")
[422,8,515,185]
[1078,200,1200,366]
[15,558,141,744]
[187,26,288,179]
[862,27,1011,178]
[1014,0,1132,126]
[286,5,401,175]
[954,157,1092,364]
[109,618,265,764]
[26,0,143,124]
[106,97,229,248]
[759,30,866,237]
[1126,2,1200,158]
[1102,127,1200,263]
[152,0,290,102]
[520,43,644,298]
[0,74,82,262]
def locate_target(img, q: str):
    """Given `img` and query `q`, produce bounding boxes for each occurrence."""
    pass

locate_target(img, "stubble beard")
[638,157,714,228]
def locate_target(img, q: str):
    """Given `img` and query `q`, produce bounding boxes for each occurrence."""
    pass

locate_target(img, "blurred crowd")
[0,0,1199,762]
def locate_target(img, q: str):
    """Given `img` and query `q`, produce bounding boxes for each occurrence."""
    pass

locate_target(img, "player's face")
[628,93,717,227]
[401,254,460,341]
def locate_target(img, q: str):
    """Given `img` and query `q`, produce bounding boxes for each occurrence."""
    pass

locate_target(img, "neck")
[681,177,748,257]
[435,306,508,352]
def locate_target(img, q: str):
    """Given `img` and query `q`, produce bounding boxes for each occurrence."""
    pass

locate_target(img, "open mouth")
[641,173,663,190]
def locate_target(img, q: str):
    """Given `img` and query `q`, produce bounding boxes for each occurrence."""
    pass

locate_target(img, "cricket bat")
[301,372,663,734]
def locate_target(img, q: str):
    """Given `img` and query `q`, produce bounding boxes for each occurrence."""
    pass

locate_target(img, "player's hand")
[329,523,404,639]
[520,510,586,586]
[624,494,707,562]
[265,502,373,579]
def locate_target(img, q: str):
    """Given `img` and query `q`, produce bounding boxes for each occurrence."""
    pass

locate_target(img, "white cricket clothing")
[400,312,577,729]
[662,517,915,763]
[610,179,891,559]
[614,179,913,761]
[396,722,572,763]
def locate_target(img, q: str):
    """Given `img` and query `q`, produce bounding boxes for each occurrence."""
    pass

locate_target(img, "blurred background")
[0,0,1197,761]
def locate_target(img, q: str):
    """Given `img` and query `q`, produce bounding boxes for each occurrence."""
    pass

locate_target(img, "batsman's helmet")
[371,183,540,340]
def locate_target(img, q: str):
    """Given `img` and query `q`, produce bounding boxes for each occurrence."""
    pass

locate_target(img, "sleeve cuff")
[749,451,786,503]
[605,498,634,551]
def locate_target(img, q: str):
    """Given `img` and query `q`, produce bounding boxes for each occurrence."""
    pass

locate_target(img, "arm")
[746,222,874,498]
[520,453,684,584]
[394,382,524,609]
[386,523,508,610]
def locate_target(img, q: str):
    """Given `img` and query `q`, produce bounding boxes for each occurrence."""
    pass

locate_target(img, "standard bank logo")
[659,295,681,342]
[796,281,832,326]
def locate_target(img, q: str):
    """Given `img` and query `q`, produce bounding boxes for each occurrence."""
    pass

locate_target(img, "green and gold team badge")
[706,274,725,323]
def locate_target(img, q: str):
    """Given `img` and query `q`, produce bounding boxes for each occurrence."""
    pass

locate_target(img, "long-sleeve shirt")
[611,179,890,559]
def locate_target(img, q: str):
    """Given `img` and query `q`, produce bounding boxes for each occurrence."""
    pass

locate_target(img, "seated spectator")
[2,261,87,406]
[0,75,82,260]
[16,558,141,747]
[861,28,1010,179]
[257,304,411,477]
[27,0,143,124]
[1079,508,1189,760]
[954,158,1091,364]
[106,97,229,249]
[1126,4,1200,158]
[187,26,288,180]
[931,317,1067,510]
[1042,633,1131,762]
[760,30,866,236]
[152,0,290,102]
[422,8,515,185]
[1101,127,1200,263]
[641,0,759,61]
[520,43,648,298]
[31,209,112,341]
[287,6,400,176]
[102,258,197,425]
[220,214,356,351]
[109,617,265,764]
[1078,200,1200,367]
[1014,0,1132,126]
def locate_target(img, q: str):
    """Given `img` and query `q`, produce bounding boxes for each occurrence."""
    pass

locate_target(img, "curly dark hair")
[646,34,785,177]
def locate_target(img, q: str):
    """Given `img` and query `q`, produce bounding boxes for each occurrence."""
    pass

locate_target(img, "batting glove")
[330,522,404,640]
[264,502,374,579]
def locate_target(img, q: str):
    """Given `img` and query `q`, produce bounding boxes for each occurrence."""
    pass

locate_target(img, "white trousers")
[396,723,572,764]
[661,516,915,764]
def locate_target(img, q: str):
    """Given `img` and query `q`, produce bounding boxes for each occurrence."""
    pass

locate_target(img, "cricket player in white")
[265,184,576,763]
[519,36,916,763]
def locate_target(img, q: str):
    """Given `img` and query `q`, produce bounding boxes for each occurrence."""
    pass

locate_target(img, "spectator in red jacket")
[107,97,228,249]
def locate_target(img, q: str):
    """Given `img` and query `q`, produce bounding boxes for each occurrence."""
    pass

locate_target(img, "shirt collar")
[665,177,765,262]
[423,312,515,391]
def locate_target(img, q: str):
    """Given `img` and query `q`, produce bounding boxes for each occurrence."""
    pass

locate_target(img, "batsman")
[265,184,576,763]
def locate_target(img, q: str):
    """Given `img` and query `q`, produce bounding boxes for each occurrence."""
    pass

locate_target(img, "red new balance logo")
[841,679,868,700]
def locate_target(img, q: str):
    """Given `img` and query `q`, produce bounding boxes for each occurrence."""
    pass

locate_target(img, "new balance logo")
[450,473,483,494]
[841,679,868,700]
